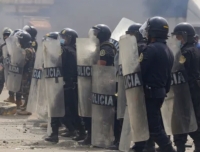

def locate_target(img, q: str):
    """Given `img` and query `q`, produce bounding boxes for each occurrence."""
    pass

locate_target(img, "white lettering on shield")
[45,67,62,78]
[33,69,42,79]
[171,71,186,85]
[9,65,20,73]
[92,93,115,107]
[124,72,142,89]
[77,66,92,77]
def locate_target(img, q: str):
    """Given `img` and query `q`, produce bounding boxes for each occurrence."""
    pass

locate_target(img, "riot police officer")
[85,24,119,149]
[130,16,175,152]
[1,28,22,105]
[23,25,38,52]
[172,22,200,152]
[45,29,85,143]
[16,31,35,115]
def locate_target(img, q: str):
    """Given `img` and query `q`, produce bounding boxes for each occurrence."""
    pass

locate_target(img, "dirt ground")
[0,89,195,152]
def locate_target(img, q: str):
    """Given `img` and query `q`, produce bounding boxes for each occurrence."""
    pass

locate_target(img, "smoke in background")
[0,0,195,43]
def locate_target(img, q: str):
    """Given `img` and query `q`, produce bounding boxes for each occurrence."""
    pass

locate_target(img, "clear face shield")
[171,32,187,49]
[88,28,99,43]
[88,28,99,38]
[139,21,148,39]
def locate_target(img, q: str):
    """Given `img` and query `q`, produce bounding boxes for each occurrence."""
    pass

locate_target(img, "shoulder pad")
[100,46,115,57]
[101,42,117,55]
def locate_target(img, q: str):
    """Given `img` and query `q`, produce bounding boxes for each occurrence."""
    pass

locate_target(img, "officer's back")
[141,39,173,90]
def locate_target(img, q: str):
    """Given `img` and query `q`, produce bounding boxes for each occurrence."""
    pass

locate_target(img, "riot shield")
[161,38,197,135]
[27,48,47,118]
[36,72,48,119]
[6,36,25,92]
[119,107,132,152]
[43,39,65,117]
[2,44,10,85]
[91,65,116,148]
[47,117,52,136]
[120,35,149,142]
[111,18,134,71]
[117,49,126,119]
[111,18,135,42]
[77,38,99,117]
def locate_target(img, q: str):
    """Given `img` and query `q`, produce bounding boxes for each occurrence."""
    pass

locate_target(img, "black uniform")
[174,43,200,151]
[132,17,175,152]
[133,39,174,151]
[61,45,85,136]
[50,45,85,137]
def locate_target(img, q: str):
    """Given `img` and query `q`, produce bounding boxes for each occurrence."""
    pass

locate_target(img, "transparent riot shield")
[111,18,135,74]
[117,49,126,119]
[47,117,52,136]
[6,36,25,92]
[2,44,10,85]
[27,48,47,118]
[36,72,48,119]
[120,35,149,142]
[43,39,65,117]
[161,37,198,135]
[119,107,132,152]
[91,65,116,148]
[77,38,99,117]
[111,18,135,42]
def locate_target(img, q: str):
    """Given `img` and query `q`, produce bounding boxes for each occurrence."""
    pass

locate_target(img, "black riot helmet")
[2,27,12,41]
[126,23,143,41]
[23,25,37,39]
[172,22,196,43]
[92,24,111,43]
[59,28,78,46]
[146,16,169,39]
[15,31,32,49]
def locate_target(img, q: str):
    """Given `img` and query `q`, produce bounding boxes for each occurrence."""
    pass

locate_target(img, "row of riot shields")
[77,18,135,148]
[27,38,65,118]
[117,34,198,151]
[4,18,197,150]
[77,18,197,149]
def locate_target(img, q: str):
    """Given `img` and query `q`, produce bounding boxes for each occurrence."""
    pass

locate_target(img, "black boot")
[194,139,200,152]
[78,133,91,145]
[61,131,76,138]
[45,133,59,143]
[72,130,85,141]
[176,144,185,152]
[143,138,156,152]
[128,148,143,152]
[160,143,176,152]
